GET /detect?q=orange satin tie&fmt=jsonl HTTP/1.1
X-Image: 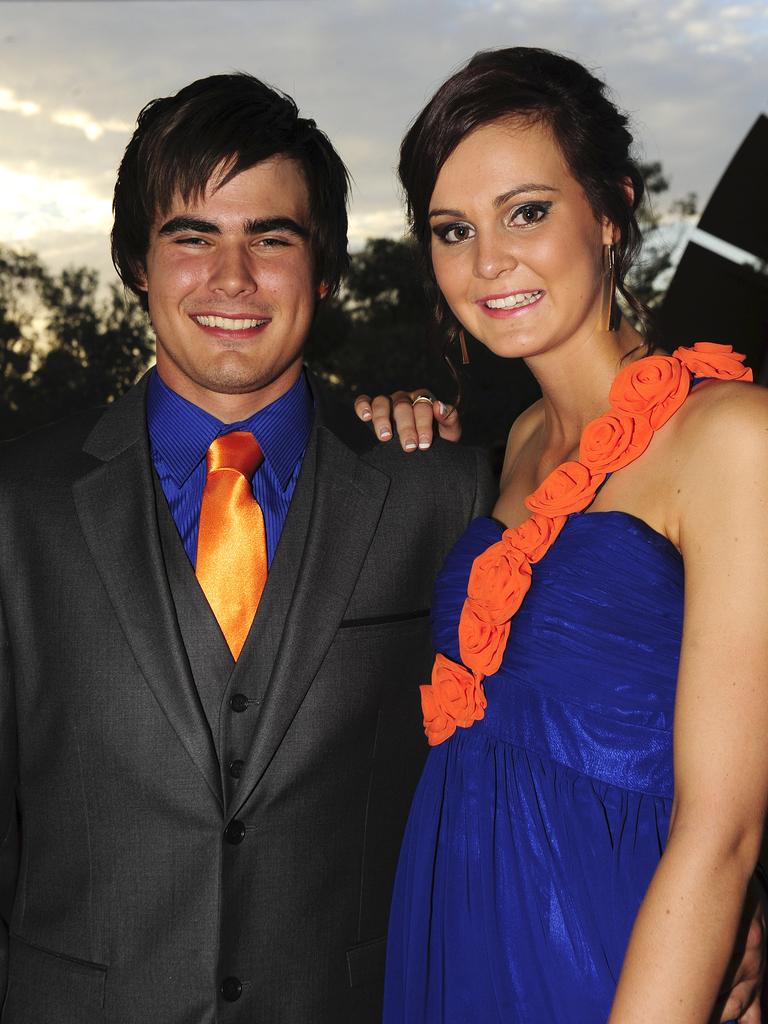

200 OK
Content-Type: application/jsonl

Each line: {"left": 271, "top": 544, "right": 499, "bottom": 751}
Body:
{"left": 196, "top": 431, "right": 267, "bottom": 659}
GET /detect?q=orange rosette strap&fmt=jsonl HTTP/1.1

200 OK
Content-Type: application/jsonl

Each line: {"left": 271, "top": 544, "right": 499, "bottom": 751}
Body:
{"left": 421, "top": 342, "right": 752, "bottom": 746}
{"left": 504, "top": 512, "right": 567, "bottom": 564}
{"left": 466, "top": 539, "right": 532, "bottom": 624}
{"left": 459, "top": 601, "right": 511, "bottom": 676}
{"left": 525, "top": 461, "right": 604, "bottom": 518}
{"left": 420, "top": 653, "right": 487, "bottom": 746}
{"left": 579, "top": 410, "right": 654, "bottom": 474}
{"left": 672, "top": 342, "right": 753, "bottom": 382}
{"left": 608, "top": 354, "right": 689, "bottom": 429}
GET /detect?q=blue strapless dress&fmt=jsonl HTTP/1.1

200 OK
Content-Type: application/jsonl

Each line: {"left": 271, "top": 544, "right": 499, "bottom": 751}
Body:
{"left": 384, "top": 511, "right": 692, "bottom": 1023}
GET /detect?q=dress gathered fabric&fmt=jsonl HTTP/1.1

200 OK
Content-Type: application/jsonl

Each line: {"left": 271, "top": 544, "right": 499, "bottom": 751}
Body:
{"left": 384, "top": 511, "right": 686, "bottom": 1023}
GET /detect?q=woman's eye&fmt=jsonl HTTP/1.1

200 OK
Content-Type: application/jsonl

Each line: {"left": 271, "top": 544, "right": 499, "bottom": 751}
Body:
{"left": 510, "top": 202, "right": 551, "bottom": 227}
{"left": 434, "top": 222, "right": 474, "bottom": 244}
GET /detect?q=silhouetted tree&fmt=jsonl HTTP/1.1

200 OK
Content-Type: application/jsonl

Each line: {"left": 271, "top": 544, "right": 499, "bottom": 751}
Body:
{"left": 0, "top": 159, "right": 694, "bottom": 448}
{"left": 0, "top": 246, "right": 153, "bottom": 439}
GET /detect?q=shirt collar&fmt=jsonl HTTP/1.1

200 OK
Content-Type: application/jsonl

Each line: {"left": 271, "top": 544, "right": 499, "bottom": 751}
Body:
{"left": 146, "top": 368, "right": 314, "bottom": 491}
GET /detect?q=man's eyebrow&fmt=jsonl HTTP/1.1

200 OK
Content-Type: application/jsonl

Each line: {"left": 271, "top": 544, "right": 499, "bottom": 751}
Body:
{"left": 158, "top": 216, "right": 220, "bottom": 236}
{"left": 157, "top": 215, "right": 310, "bottom": 239}
{"left": 429, "top": 184, "right": 559, "bottom": 219}
{"left": 243, "top": 217, "right": 309, "bottom": 239}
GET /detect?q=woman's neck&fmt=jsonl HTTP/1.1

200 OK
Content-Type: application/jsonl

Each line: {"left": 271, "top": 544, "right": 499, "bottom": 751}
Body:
{"left": 527, "top": 320, "right": 646, "bottom": 460}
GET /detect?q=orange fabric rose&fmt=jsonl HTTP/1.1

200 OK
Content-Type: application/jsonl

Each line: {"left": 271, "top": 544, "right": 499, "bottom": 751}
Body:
{"left": 672, "top": 342, "right": 753, "bottom": 382}
{"left": 525, "top": 461, "right": 603, "bottom": 518}
{"left": 503, "top": 512, "right": 567, "bottom": 563}
{"left": 609, "top": 354, "right": 690, "bottom": 429}
{"left": 458, "top": 600, "right": 510, "bottom": 676}
{"left": 466, "top": 540, "right": 532, "bottom": 625}
{"left": 420, "top": 653, "right": 487, "bottom": 745}
{"left": 420, "top": 683, "right": 456, "bottom": 746}
{"left": 578, "top": 411, "right": 654, "bottom": 474}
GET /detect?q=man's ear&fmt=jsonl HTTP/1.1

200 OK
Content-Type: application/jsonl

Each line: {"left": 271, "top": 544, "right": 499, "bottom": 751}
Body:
{"left": 135, "top": 265, "right": 148, "bottom": 293}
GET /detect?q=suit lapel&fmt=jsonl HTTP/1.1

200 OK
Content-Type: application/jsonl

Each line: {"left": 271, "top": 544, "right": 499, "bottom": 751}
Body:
{"left": 230, "top": 420, "right": 390, "bottom": 816}
{"left": 73, "top": 377, "right": 222, "bottom": 807}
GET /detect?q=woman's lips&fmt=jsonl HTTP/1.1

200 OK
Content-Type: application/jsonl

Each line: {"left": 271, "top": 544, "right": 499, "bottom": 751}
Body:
{"left": 476, "top": 289, "right": 544, "bottom": 318}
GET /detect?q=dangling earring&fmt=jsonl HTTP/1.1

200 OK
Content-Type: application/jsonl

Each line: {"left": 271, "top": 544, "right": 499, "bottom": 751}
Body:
{"left": 458, "top": 329, "right": 470, "bottom": 365}
{"left": 600, "top": 244, "right": 618, "bottom": 332}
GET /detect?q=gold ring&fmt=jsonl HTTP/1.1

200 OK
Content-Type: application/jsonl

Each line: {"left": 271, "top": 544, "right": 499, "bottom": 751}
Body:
{"left": 411, "top": 394, "right": 435, "bottom": 407}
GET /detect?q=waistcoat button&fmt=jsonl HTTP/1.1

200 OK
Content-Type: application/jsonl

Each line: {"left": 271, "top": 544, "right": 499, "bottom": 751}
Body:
{"left": 224, "top": 820, "right": 246, "bottom": 845}
{"left": 221, "top": 976, "right": 242, "bottom": 1001}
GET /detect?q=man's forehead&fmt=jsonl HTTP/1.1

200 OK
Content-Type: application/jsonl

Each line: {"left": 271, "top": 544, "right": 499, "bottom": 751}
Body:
{"left": 152, "top": 156, "right": 311, "bottom": 231}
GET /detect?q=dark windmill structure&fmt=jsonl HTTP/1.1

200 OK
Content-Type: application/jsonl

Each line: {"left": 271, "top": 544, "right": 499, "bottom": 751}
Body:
{"left": 657, "top": 115, "right": 768, "bottom": 380}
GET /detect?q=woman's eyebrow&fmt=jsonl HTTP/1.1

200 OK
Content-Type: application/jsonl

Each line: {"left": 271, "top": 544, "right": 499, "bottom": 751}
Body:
{"left": 493, "top": 183, "right": 559, "bottom": 208}
{"left": 429, "top": 183, "right": 559, "bottom": 220}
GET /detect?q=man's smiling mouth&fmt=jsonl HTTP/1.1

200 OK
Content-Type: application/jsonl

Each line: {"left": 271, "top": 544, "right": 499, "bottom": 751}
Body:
{"left": 192, "top": 314, "right": 270, "bottom": 331}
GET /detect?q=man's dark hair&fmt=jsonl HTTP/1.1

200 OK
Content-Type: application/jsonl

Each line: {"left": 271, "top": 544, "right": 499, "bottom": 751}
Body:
{"left": 112, "top": 72, "right": 350, "bottom": 309}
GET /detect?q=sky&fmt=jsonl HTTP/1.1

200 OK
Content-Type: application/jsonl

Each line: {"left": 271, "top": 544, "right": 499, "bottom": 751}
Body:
{"left": 0, "top": 0, "right": 766, "bottom": 285}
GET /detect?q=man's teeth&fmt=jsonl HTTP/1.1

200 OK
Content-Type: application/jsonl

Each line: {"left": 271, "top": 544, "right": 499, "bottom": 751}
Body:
{"left": 485, "top": 290, "right": 542, "bottom": 309}
{"left": 194, "top": 315, "right": 268, "bottom": 330}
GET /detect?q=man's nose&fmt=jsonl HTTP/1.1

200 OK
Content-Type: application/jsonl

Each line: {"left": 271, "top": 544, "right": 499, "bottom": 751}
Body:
{"left": 209, "top": 246, "right": 257, "bottom": 296}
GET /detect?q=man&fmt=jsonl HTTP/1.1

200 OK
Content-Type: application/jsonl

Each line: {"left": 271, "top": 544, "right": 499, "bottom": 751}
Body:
{"left": 0, "top": 73, "right": 494, "bottom": 1023}
{"left": 0, "top": 73, "right": 762, "bottom": 1024}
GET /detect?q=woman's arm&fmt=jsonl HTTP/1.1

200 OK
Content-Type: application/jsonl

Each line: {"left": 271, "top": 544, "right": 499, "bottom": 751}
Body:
{"left": 609, "top": 383, "right": 768, "bottom": 1023}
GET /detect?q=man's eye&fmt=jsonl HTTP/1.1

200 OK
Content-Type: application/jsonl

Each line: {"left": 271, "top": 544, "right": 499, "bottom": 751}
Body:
{"left": 510, "top": 202, "right": 552, "bottom": 227}
{"left": 257, "top": 237, "right": 290, "bottom": 248}
{"left": 174, "top": 236, "right": 208, "bottom": 246}
{"left": 433, "top": 222, "right": 474, "bottom": 245}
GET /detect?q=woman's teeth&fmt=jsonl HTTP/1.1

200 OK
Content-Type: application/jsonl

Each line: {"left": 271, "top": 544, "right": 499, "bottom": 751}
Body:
{"left": 193, "top": 315, "right": 268, "bottom": 330}
{"left": 485, "top": 290, "right": 542, "bottom": 309}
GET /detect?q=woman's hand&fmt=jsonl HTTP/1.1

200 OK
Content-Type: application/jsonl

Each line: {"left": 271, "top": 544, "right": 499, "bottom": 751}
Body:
{"left": 354, "top": 390, "right": 461, "bottom": 451}
{"left": 716, "top": 878, "right": 765, "bottom": 1022}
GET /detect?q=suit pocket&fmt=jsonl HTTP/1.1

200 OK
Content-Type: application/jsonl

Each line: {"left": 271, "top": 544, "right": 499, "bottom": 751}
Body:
{"left": 2, "top": 934, "right": 106, "bottom": 1024}
{"left": 345, "top": 935, "right": 386, "bottom": 989}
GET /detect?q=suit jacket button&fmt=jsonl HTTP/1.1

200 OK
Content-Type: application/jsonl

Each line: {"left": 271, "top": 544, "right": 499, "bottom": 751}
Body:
{"left": 229, "top": 693, "right": 249, "bottom": 713}
{"left": 220, "top": 976, "right": 242, "bottom": 1001}
{"left": 224, "top": 820, "right": 246, "bottom": 845}
{"left": 228, "top": 759, "right": 244, "bottom": 779}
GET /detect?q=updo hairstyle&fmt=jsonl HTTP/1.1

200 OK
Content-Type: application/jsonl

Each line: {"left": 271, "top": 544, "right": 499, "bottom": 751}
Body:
{"left": 398, "top": 47, "right": 652, "bottom": 361}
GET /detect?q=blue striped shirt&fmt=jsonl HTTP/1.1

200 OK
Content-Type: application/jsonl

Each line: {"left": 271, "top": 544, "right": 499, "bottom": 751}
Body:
{"left": 146, "top": 368, "right": 314, "bottom": 568}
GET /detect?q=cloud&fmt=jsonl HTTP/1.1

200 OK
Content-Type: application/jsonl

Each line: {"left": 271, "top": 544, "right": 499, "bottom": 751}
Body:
{"left": 0, "top": 0, "right": 764, "bottom": 285}
{"left": 348, "top": 209, "right": 406, "bottom": 251}
{"left": 0, "top": 164, "right": 111, "bottom": 243}
{"left": 0, "top": 87, "right": 39, "bottom": 117}
{"left": 50, "top": 109, "right": 132, "bottom": 142}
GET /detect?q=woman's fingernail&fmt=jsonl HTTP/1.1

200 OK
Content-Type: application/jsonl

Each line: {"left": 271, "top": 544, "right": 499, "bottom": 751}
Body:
{"left": 379, "top": 428, "right": 392, "bottom": 440}
{"left": 438, "top": 402, "right": 447, "bottom": 416}
{"left": 361, "top": 409, "right": 371, "bottom": 420}
{"left": 418, "top": 436, "right": 431, "bottom": 450}
{"left": 404, "top": 441, "right": 417, "bottom": 451}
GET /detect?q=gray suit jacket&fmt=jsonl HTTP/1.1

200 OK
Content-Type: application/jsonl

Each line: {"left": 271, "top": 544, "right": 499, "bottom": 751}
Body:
{"left": 0, "top": 372, "right": 495, "bottom": 1023}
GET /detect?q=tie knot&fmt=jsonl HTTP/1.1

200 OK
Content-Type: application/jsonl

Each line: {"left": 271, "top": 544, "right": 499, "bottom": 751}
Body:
{"left": 207, "top": 431, "right": 263, "bottom": 480}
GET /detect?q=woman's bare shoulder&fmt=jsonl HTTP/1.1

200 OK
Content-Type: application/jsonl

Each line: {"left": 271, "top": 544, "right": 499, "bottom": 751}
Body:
{"left": 675, "top": 379, "right": 768, "bottom": 452}
{"left": 670, "top": 380, "right": 768, "bottom": 512}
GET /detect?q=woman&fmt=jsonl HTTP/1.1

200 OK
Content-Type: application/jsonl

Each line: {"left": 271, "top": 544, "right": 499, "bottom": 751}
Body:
{"left": 360, "top": 48, "right": 768, "bottom": 1022}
